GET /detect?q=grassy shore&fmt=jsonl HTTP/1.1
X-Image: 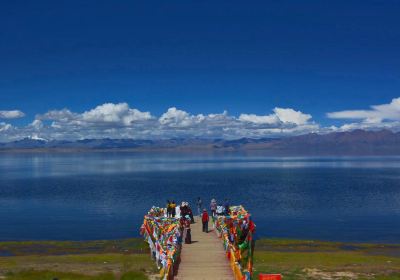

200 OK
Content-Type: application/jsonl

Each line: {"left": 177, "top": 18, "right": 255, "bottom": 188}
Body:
{"left": 254, "top": 239, "right": 400, "bottom": 279}
{"left": 0, "top": 238, "right": 399, "bottom": 279}
{"left": 0, "top": 239, "right": 157, "bottom": 280}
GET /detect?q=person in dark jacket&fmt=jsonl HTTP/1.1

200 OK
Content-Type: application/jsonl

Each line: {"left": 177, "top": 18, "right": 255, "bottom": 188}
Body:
{"left": 171, "top": 201, "right": 176, "bottom": 217}
{"left": 183, "top": 215, "right": 191, "bottom": 244}
{"left": 201, "top": 209, "right": 209, "bottom": 233}
{"left": 224, "top": 199, "right": 230, "bottom": 215}
{"left": 187, "top": 203, "right": 195, "bottom": 223}
{"left": 166, "top": 200, "right": 171, "bottom": 217}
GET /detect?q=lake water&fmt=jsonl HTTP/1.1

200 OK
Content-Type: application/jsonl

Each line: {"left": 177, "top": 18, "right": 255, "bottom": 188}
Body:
{"left": 0, "top": 153, "right": 399, "bottom": 243}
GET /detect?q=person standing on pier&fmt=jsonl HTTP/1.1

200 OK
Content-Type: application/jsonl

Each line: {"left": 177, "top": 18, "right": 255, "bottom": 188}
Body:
{"left": 171, "top": 201, "right": 176, "bottom": 217}
{"left": 224, "top": 199, "right": 230, "bottom": 215}
{"left": 202, "top": 209, "right": 209, "bottom": 233}
{"left": 184, "top": 215, "right": 192, "bottom": 244}
{"left": 166, "top": 200, "right": 171, "bottom": 217}
{"left": 196, "top": 197, "right": 202, "bottom": 217}
{"left": 210, "top": 198, "right": 217, "bottom": 217}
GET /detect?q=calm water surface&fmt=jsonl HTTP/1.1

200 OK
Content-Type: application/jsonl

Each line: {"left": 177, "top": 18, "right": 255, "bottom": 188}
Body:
{"left": 0, "top": 153, "right": 399, "bottom": 243}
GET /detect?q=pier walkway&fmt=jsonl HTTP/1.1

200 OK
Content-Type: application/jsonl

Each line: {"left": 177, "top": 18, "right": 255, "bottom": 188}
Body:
{"left": 174, "top": 217, "right": 233, "bottom": 280}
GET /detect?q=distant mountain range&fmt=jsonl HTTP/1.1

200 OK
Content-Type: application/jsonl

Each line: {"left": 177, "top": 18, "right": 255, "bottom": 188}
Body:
{"left": 1, "top": 129, "right": 400, "bottom": 155}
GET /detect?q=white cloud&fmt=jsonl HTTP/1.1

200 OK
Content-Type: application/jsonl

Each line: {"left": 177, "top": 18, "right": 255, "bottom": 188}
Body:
{"left": 159, "top": 107, "right": 205, "bottom": 127}
{"left": 327, "top": 97, "right": 400, "bottom": 132}
{"left": 0, "top": 122, "right": 12, "bottom": 132}
{"left": 239, "top": 107, "right": 312, "bottom": 126}
{"left": 159, "top": 107, "right": 188, "bottom": 125}
{"left": 0, "top": 102, "right": 319, "bottom": 142}
{"left": 327, "top": 97, "right": 400, "bottom": 122}
{"left": 82, "top": 103, "right": 153, "bottom": 126}
{"left": 30, "top": 119, "right": 44, "bottom": 130}
{"left": 38, "top": 109, "right": 77, "bottom": 122}
{"left": 239, "top": 113, "right": 278, "bottom": 125}
{"left": 336, "top": 121, "right": 400, "bottom": 132}
{"left": 0, "top": 110, "right": 25, "bottom": 119}
{"left": 273, "top": 108, "right": 312, "bottom": 125}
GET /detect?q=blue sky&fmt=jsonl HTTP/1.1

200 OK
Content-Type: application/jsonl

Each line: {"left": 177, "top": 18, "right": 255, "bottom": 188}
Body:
{"left": 1, "top": 1, "right": 400, "bottom": 140}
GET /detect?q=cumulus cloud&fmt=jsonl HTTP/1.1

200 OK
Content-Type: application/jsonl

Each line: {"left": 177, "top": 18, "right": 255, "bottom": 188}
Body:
{"left": 274, "top": 108, "right": 312, "bottom": 125}
{"left": 0, "top": 102, "right": 318, "bottom": 142}
{"left": 0, "top": 122, "right": 20, "bottom": 142}
{"left": 157, "top": 108, "right": 237, "bottom": 138}
{"left": 327, "top": 97, "right": 400, "bottom": 122}
{"left": 30, "top": 119, "right": 44, "bottom": 130}
{"left": 159, "top": 107, "right": 205, "bottom": 128}
{"left": 239, "top": 107, "right": 313, "bottom": 127}
{"left": 82, "top": 103, "right": 153, "bottom": 126}
{"left": 0, "top": 122, "right": 12, "bottom": 132}
{"left": 0, "top": 110, "right": 25, "bottom": 119}
{"left": 37, "top": 109, "right": 77, "bottom": 122}
{"left": 239, "top": 113, "right": 278, "bottom": 125}
{"left": 327, "top": 97, "right": 400, "bottom": 131}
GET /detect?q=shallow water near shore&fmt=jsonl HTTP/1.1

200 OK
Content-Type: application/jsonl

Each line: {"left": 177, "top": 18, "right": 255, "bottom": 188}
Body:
{"left": 0, "top": 153, "right": 399, "bottom": 243}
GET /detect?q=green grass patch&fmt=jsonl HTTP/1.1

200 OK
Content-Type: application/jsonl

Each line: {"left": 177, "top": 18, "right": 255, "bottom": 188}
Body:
{"left": 254, "top": 239, "right": 400, "bottom": 279}
{"left": 0, "top": 239, "right": 149, "bottom": 256}
{"left": 0, "top": 253, "right": 156, "bottom": 280}
{"left": 0, "top": 253, "right": 156, "bottom": 270}
{"left": 120, "top": 271, "right": 149, "bottom": 280}
{"left": 4, "top": 270, "right": 150, "bottom": 280}
{"left": 4, "top": 270, "right": 115, "bottom": 280}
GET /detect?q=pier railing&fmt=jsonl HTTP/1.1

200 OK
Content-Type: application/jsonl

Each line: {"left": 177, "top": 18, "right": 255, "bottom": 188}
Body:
{"left": 140, "top": 206, "right": 182, "bottom": 280}
{"left": 213, "top": 205, "right": 256, "bottom": 280}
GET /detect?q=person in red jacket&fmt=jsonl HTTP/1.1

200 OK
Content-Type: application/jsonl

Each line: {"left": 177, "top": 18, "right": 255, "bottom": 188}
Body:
{"left": 201, "top": 209, "right": 209, "bottom": 233}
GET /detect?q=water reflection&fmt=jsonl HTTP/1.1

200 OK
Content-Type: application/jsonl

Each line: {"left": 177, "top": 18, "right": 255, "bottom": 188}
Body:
{"left": 1, "top": 153, "right": 400, "bottom": 179}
